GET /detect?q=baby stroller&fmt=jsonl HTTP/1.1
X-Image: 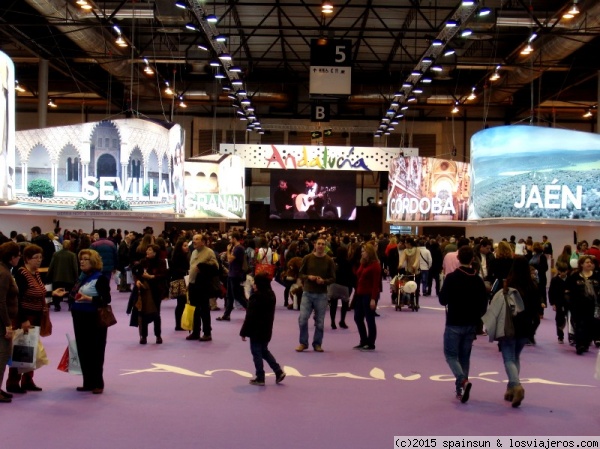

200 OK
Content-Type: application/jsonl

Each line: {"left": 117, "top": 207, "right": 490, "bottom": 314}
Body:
{"left": 390, "top": 273, "right": 419, "bottom": 312}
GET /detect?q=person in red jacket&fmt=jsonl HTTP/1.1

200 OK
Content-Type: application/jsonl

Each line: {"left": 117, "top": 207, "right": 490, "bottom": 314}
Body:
{"left": 352, "top": 243, "right": 381, "bottom": 351}
{"left": 585, "top": 239, "right": 600, "bottom": 263}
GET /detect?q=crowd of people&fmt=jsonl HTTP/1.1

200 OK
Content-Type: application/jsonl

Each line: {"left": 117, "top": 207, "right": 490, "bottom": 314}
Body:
{"left": 1, "top": 225, "right": 599, "bottom": 403}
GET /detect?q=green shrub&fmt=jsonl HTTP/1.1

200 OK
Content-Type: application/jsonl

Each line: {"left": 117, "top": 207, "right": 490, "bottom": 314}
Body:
{"left": 28, "top": 179, "right": 55, "bottom": 198}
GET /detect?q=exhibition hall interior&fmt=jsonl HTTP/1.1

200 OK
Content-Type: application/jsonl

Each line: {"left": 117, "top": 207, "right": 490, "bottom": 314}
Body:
{"left": 0, "top": 1, "right": 599, "bottom": 447}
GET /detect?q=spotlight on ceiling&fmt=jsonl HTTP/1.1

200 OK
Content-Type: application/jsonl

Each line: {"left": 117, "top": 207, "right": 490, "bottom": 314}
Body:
{"left": 322, "top": 1, "right": 333, "bottom": 14}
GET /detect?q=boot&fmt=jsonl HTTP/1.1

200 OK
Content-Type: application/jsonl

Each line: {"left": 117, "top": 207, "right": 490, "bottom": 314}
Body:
{"left": 503, "top": 387, "right": 514, "bottom": 402}
{"left": 511, "top": 385, "right": 525, "bottom": 408}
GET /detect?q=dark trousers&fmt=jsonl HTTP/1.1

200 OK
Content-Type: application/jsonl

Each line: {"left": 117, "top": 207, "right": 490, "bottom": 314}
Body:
{"left": 189, "top": 283, "right": 211, "bottom": 337}
{"left": 330, "top": 298, "right": 349, "bottom": 325}
{"left": 72, "top": 310, "right": 107, "bottom": 390}
{"left": 427, "top": 269, "right": 442, "bottom": 296}
{"left": 353, "top": 294, "right": 377, "bottom": 347}
{"left": 554, "top": 304, "right": 567, "bottom": 340}
{"left": 175, "top": 294, "right": 187, "bottom": 330}
{"left": 224, "top": 276, "right": 248, "bottom": 318}
{"left": 249, "top": 339, "right": 282, "bottom": 381}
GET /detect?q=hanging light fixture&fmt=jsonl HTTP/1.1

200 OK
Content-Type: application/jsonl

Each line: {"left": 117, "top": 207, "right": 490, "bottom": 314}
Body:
{"left": 48, "top": 99, "right": 57, "bottom": 108}
{"left": 460, "top": 28, "right": 473, "bottom": 38}
{"left": 322, "top": 1, "right": 333, "bottom": 14}
{"left": 15, "top": 80, "right": 25, "bottom": 92}
{"left": 520, "top": 43, "right": 533, "bottom": 55}
{"left": 467, "top": 87, "right": 477, "bottom": 101}
{"left": 444, "top": 48, "right": 456, "bottom": 57}
{"left": 164, "top": 82, "right": 173, "bottom": 95}
{"left": 562, "top": 1, "right": 580, "bottom": 19}
{"left": 583, "top": 109, "right": 593, "bottom": 118}
{"left": 451, "top": 103, "right": 460, "bottom": 114}
{"left": 143, "top": 58, "right": 154, "bottom": 75}
{"left": 175, "top": 1, "right": 187, "bottom": 9}
{"left": 205, "top": 13, "right": 218, "bottom": 23}
{"left": 478, "top": 6, "right": 491, "bottom": 16}
{"left": 178, "top": 96, "right": 187, "bottom": 108}
{"left": 115, "top": 35, "right": 127, "bottom": 47}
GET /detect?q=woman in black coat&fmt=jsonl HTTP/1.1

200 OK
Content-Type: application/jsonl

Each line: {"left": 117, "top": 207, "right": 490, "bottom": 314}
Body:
{"left": 239, "top": 273, "right": 286, "bottom": 386}
{"left": 134, "top": 244, "right": 168, "bottom": 344}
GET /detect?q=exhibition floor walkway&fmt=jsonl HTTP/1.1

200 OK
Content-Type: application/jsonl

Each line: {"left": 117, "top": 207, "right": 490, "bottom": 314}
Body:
{"left": 4, "top": 283, "right": 598, "bottom": 449}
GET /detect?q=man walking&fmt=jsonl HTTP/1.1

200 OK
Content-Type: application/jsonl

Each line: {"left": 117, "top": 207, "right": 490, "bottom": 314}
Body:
{"left": 439, "top": 246, "right": 488, "bottom": 403}
{"left": 296, "top": 237, "right": 335, "bottom": 352}
{"left": 217, "top": 232, "right": 248, "bottom": 322}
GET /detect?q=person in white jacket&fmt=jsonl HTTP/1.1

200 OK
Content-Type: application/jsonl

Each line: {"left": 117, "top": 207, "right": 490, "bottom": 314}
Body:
{"left": 417, "top": 239, "right": 432, "bottom": 297}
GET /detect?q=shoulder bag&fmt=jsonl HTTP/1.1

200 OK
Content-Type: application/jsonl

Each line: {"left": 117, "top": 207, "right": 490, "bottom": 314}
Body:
{"left": 98, "top": 305, "right": 117, "bottom": 327}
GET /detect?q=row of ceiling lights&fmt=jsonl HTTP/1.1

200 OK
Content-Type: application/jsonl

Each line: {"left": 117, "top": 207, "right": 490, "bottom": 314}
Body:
{"left": 377, "top": 0, "right": 591, "bottom": 132}
{"left": 178, "top": 0, "right": 263, "bottom": 132}
{"left": 375, "top": 0, "right": 481, "bottom": 136}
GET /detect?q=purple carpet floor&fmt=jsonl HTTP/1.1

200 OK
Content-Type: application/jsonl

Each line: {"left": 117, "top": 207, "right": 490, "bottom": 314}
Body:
{"left": 3, "top": 282, "right": 599, "bottom": 449}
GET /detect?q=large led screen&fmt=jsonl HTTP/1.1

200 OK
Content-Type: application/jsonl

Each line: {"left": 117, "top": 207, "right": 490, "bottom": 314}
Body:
{"left": 386, "top": 156, "right": 470, "bottom": 222}
{"left": 269, "top": 169, "right": 356, "bottom": 220}
{"left": 469, "top": 125, "right": 600, "bottom": 221}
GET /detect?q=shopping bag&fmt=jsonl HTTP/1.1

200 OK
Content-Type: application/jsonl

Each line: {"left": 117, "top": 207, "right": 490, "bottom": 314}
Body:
{"left": 57, "top": 347, "right": 69, "bottom": 372}
{"left": 181, "top": 303, "right": 195, "bottom": 331}
{"left": 18, "top": 340, "right": 49, "bottom": 374}
{"left": 60, "top": 334, "right": 82, "bottom": 375}
{"left": 11, "top": 327, "right": 40, "bottom": 369}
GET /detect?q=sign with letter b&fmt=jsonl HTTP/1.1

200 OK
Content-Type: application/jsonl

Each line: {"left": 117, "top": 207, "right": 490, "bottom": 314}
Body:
{"left": 311, "top": 103, "right": 330, "bottom": 122}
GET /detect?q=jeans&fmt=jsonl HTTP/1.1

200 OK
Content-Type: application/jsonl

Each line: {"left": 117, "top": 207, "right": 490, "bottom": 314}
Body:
{"left": 499, "top": 337, "right": 528, "bottom": 388}
{"left": 443, "top": 325, "right": 476, "bottom": 392}
{"left": 224, "top": 275, "right": 248, "bottom": 318}
{"left": 419, "top": 270, "right": 429, "bottom": 295}
{"left": 298, "top": 291, "right": 328, "bottom": 348}
{"left": 353, "top": 294, "right": 377, "bottom": 347}
{"left": 250, "top": 339, "right": 282, "bottom": 381}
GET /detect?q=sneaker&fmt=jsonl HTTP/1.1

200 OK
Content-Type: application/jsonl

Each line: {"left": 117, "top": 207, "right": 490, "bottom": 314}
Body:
{"left": 558, "top": 338, "right": 564, "bottom": 344}
{"left": 360, "top": 345, "right": 375, "bottom": 351}
{"left": 339, "top": 321, "right": 348, "bottom": 329}
{"left": 331, "top": 322, "right": 337, "bottom": 330}
{"left": 313, "top": 345, "right": 324, "bottom": 352}
{"left": 249, "top": 378, "right": 265, "bottom": 386}
{"left": 199, "top": 335, "right": 212, "bottom": 342}
{"left": 275, "top": 371, "right": 287, "bottom": 384}
{"left": 460, "top": 380, "right": 472, "bottom": 403}
{"left": 295, "top": 344, "right": 308, "bottom": 352}
{"left": 216, "top": 316, "right": 230, "bottom": 321}
{"left": 353, "top": 344, "right": 365, "bottom": 350}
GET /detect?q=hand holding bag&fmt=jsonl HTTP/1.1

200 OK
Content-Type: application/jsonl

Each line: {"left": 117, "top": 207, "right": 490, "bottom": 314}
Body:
{"left": 98, "top": 305, "right": 117, "bottom": 327}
